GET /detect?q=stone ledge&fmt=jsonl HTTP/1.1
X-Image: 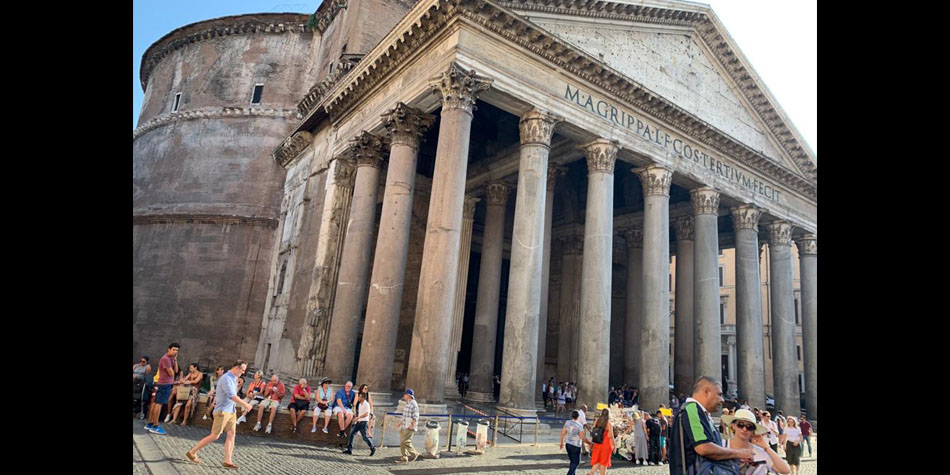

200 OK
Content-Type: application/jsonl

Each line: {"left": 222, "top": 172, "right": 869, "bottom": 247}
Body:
{"left": 133, "top": 107, "right": 300, "bottom": 141}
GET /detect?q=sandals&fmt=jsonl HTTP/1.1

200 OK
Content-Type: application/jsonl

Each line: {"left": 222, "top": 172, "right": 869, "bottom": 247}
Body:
{"left": 184, "top": 451, "right": 201, "bottom": 464}
{"left": 222, "top": 462, "right": 239, "bottom": 470}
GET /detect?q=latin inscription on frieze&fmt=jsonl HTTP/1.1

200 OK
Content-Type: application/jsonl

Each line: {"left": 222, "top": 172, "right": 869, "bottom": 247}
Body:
{"left": 563, "top": 84, "right": 781, "bottom": 203}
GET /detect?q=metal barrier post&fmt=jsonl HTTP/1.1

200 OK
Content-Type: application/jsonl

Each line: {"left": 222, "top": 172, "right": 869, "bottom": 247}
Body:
{"left": 445, "top": 414, "right": 452, "bottom": 451}
{"left": 381, "top": 413, "right": 388, "bottom": 448}
{"left": 493, "top": 415, "right": 499, "bottom": 447}
{"left": 534, "top": 415, "right": 539, "bottom": 447}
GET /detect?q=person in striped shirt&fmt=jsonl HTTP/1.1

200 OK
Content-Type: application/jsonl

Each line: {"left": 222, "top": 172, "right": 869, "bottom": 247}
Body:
{"left": 396, "top": 389, "right": 420, "bottom": 463}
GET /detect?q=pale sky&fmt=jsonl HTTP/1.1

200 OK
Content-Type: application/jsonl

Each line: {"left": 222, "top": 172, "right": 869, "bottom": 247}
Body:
{"left": 132, "top": 0, "right": 816, "bottom": 155}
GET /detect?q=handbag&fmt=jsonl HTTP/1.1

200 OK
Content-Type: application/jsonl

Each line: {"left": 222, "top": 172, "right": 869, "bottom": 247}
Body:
{"left": 176, "top": 384, "right": 193, "bottom": 400}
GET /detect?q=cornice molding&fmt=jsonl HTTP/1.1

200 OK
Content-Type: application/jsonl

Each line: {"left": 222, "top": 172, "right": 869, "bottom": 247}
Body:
{"left": 274, "top": 131, "right": 313, "bottom": 168}
{"left": 133, "top": 213, "right": 279, "bottom": 228}
{"left": 295, "top": 0, "right": 814, "bottom": 200}
{"left": 133, "top": 107, "right": 300, "bottom": 141}
{"left": 140, "top": 15, "right": 310, "bottom": 91}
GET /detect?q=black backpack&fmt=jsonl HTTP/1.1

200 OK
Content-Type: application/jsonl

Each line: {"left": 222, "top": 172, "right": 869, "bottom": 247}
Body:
{"left": 591, "top": 425, "right": 605, "bottom": 444}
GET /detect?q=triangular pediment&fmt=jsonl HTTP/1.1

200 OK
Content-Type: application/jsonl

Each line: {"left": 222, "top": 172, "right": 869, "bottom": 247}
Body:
{"left": 499, "top": 0, "right": 816, "bottom": 182}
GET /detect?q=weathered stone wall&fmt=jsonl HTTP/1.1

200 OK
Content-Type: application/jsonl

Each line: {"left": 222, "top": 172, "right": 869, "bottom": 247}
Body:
{"left": 134, "top": 15, "right": 313, "bottom": 366}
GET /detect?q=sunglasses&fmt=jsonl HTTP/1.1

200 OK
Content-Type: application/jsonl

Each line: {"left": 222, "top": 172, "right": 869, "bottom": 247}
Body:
{"left": 735, "top": 422, "right": 756, "bottom": 431}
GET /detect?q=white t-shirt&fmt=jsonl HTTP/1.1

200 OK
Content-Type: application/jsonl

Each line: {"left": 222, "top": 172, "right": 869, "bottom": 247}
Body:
{"left": 356, "top": 400, "right": 371, "bottom": 423}
{"left": 577, "top": 409, "right": 587, "bottom": 426}
{"left": 783, "top": 427, "right": 801, "bottom": 443}
{"left": 764, "top": 420, "right": 779, "bottom": 445}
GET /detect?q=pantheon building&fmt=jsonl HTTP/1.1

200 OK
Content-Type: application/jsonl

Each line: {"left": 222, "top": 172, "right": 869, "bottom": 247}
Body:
{"left": 133, "top": 0, "right": 817, "bottom": 421}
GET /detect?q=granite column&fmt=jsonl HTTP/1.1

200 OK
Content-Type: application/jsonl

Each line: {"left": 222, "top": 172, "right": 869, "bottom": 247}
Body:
{"left": 535, "top": 166, "right": 565, "bottom": 406}
{"left": 557, "top": 237, "right": 582, "bottom": 383}
{"left": 324, "top": 132, "right": 387, "bottom": 383}
{"left": 468, "top": 183, "right": 511, "bottom": 403}
{"left": 634, "top": 164, "right": 673, "bottom": 412}
{"left": 673, "top": 216, "right": 695, "bottom": 396}
{"left": 445, "top": 196, "right": 479, "bottom": 398}
{"left": 622, "top": 226, "right": 643, "bottom": 387}
{"left": 405, "top": 64, "right": 491, "bottom": 404}
{"left": 574, "top": 138, "right": 618, "bottom": 408}
{"left": 356, "top": 104, "right": 435, "bottom": 405}
{"left": 731, "top": 205, "right": 765, "bottom": 408}
{"left": 767, "top": 221, "right": 799, "bottom": 416}
{"left": 498, "top": 110, "right": 561, "bottom": 415}
{"left": 796, "top": 234, "right": 817, "bottom": 421}
{"left": 692, "top": 187, "right": 722, "bottom": 387}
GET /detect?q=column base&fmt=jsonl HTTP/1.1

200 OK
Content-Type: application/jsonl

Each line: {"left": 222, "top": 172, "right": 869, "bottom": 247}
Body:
{"left": 443, "top": 385, "right": 461, "bottom": 400}
{"left": 495, "top": 405, "right": 538, "bottom": 418}
{"left": 466, "top": 391, "right": 495, "bottom": 403}
{"left": 369, "top": 391, "right": 396, "bottom": 407}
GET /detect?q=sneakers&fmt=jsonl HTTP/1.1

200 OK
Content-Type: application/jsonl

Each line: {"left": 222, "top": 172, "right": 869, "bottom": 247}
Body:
{"left": 370, "top": 447, "right": 376, "bottom": 457}
{"left": 311, "top": 426, "right": 317, "bottom": 433}
{"left": 165, "top": 414, "right": 172, "bottom": 423}
{"left": 237, "top": 415, "right": 247, "bottom": 424}
{"left": 265, "top": 424, "right": 273, "bottom": 434}
{"left": 145, "top": 423, "right": 154, "bottom": 431}
{"left": 341, "top": 449, "right": 353, "bottom": 455}
{"left": 337, "top": 431, "right": 345, "bottom": 438}
{"left": 202, "top": 414, "right": 208, "bottom": 420}
{"left": 150, "top": 426, "right": 167, "bottom": 435}
{"left": 253, "top": 422, "right": 262, "bottom": 431}
{"left": 322, "top": 427, "right": 329, "bottom": 434}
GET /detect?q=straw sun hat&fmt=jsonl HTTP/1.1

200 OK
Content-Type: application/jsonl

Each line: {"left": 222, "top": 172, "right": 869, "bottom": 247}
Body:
{"left": 721, "top": 409, "right": 767, "bottom": 435}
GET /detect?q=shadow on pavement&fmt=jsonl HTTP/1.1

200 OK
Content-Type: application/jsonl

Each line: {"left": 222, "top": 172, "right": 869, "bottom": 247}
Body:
{"left": 388, "top": 462, "right": 566, "bottom": 474}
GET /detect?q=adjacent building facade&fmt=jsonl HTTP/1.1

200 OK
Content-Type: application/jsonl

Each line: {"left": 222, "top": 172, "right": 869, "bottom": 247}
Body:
{"left": 133, "top": 0, "right": 817, "bottom": 421}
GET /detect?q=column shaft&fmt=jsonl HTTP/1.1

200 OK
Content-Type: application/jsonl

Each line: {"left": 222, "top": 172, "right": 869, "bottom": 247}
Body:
{"left": 406, "top": 64, "right": 491, "bottom": 404}
{"left": 357, "top": 104, "right": 435, "bottom": 398}
{"left": 324, "top": 133, "right": 386, "bottom": 382}
{"left": 468, "top": 184, "right": 509, "bottom": 403}
{"left": 557, "top": 240, "right": 581, "bottom": 383}
{"left": 635, "top": 164, "right": 673, "bottom": 412}
{"left": 499, "top": 110, "right": 560, "bottom": 414}
{"left": 575, "top": 138, "right": 617, "bottom": 408}
{"left": 535, "top": 168, "right": 561, "bottom": 404}
{"left": 623, "top": 228, "right": 643, "bottom": 387}
{"left": 444, "top": 197, "right": 478, "bottom": 397}
{"left": 673, "top": 217, "right": 694, "bottom": 396}
{"left": 768, "top": 222, "right": 800, "bottom": 416}
{"left": 732, "top": 206, "right": 765, "bottom": 408}
{"left": 797, "top": 235, "right": 817, "bottom": 421}
{"left": 692, "top": 187, "right": 721, "bottom": 385}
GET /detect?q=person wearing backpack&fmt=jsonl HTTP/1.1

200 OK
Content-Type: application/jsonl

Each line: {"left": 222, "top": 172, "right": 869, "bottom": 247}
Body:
{"left": 560, "top": 410, "right": 591, "bottom": 475}
{"left": 588, "top": 408, "right": 614, "bottom": 475}
{"left": 668, "top": 376, "right": 755, "bottom": 475}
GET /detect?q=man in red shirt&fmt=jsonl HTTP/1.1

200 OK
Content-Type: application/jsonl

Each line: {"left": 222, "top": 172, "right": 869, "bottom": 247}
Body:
{"left": 288, "top": 378, "right": 312, "bottom": 432}
{"left": 146, "top": 343, "right": 179, "bottom": 435}
{"left": 799, "top": 415, "right": 813, "bottom": 457}
{"left": 253, "top": 374, "right": 286, "bottom": 434}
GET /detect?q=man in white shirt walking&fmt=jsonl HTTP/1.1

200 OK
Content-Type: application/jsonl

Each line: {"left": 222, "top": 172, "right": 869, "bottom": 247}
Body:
{"left": 342, "top": 392, "right": 376, "bottom": 456}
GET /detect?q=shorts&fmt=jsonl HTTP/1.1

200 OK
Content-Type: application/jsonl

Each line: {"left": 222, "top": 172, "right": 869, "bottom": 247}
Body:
{"left": 333, "top": 406, "right": 353, "bottom": 416}
{"left": 659, "top": 436, "right": 666, "bottom": 448}
{"left": 259, "top": 399, "right": 281, "bottom": 410}
{"left": 312, "top": 404, "right": 330, "bottom": 417}
{"left": 210, "top": 411, "right": 237, "bottom": 436}
{"left": 154, "top": 384, "right": 173, "bottom": 405}
{"left": 289, "top": 400, "right": 310, "bottom": 412}
{"left": 248, "top": 396, "right": 265, "bottom": 406}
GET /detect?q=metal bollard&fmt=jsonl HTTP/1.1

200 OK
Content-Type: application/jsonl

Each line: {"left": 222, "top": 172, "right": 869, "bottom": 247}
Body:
{"left": 381, "top": 413, "right": 388, "bottom": 448}
{"left": 534, "top": 415, "right": 540, "bottom": 447}
{"left": 493, "top": 415, "right": 499, "bottom": 448}
{"left": 445, "top": 414, "right": 452, "bottom": 450}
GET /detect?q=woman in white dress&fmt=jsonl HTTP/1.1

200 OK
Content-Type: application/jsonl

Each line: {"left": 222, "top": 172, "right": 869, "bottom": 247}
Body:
{"left": 633, "top": 411, "right": 649, "bottom": 465}
{"left": 723, "top": 409, "right": 789, "bottom": 475}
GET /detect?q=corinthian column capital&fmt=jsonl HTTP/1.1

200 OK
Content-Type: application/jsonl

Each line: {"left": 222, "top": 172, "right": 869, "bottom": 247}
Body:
{"left": 690, "top": 187, "right": 720, "bottom": 215}
{"left": 767, "top": 221, "right": 793, "bottom": 247}
{"left": 430, "top": 63, "right": 493, "bottom": 114}
{"left": 547, "top": 166, "right": 567, "bottom": 192}
{"left": 633, "top": 164, "right": 673, "bottom": 196}
{"left": 673, "top": 216, "right": 694, "bottom": 241}
{"left": 579, "top": 138, "right": 620, "bottom": 175}
{"left": 730, "top": 205, "right": 763, "bottom": 231}
{"left": 620, "top": 226, "right": 643, "bottom": 248}
{"left": 332, "top": 157, "right": 356, "bottom": 189}
{"left": 463, "top": 195, "right": 480, "bottom": 220}
{"left": 795, "top": 234, "right": 817, "bottom": 256}
{"left": 519, "top": 109, "right": 561, "bottom": 147}
{"left": 382, "top": 102, "right": 436, "bottom": 151}
{"left": 350, "top": 131, "right": 388, "bottom": 169}
{"left": 485, "top": 182, "right": 511, "bottom": 207}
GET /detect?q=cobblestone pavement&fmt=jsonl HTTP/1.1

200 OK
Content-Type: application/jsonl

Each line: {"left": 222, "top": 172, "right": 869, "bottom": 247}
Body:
{"left": 134, "top": 420, "right": 817, "bottom": 474}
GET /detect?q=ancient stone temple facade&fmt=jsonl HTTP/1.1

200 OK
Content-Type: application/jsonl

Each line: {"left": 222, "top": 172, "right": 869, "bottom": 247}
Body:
{"left": 134, "top": 0, "right": 817, "bottom": 421}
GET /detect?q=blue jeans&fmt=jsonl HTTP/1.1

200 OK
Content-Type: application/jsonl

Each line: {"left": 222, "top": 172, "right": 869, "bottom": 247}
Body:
{"left": 566, "top": 443, "right": 580, "bottom": 475}
{"left": 347, "top": 421, "right": 374, "bottom": 451}
{"left": 803, "top": 435, "right": 812, "bottom": 456}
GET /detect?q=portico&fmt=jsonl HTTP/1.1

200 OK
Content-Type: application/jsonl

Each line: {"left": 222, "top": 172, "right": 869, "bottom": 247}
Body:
{"left": 264, "top": 0, "right": 816, "bottom": 421}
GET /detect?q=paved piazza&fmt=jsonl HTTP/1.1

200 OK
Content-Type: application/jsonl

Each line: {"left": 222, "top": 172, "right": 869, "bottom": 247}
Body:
{"left": 133, "top": 420, "right": 817, "bottom": 474}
